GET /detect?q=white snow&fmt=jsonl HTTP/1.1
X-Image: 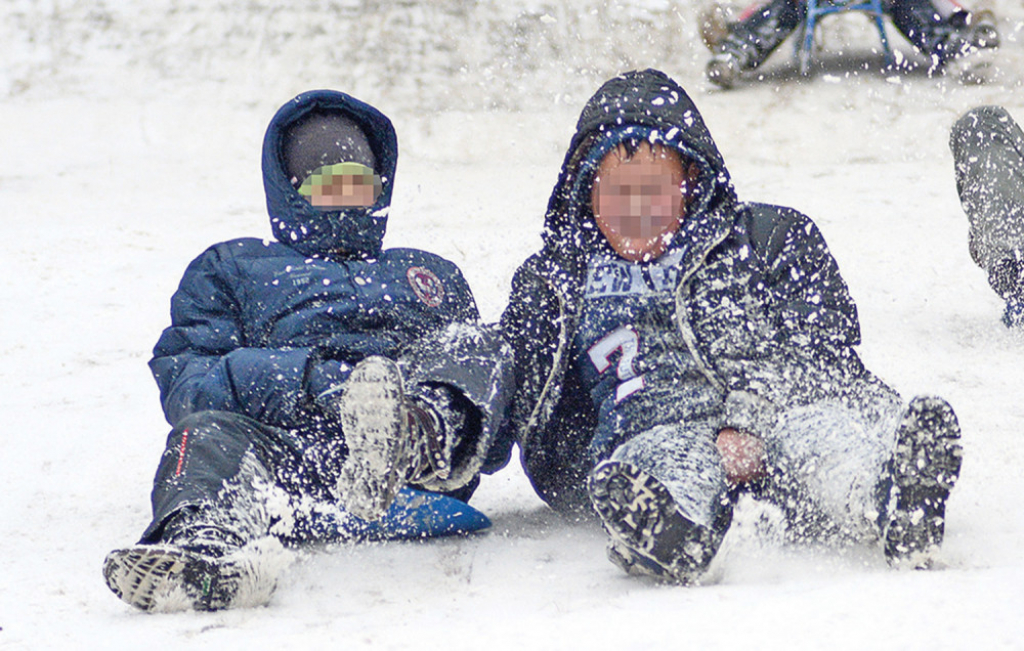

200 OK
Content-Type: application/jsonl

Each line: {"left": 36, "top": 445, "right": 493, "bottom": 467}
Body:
{"left": 3, "top": 1, "right": 1024, "bottom": 649}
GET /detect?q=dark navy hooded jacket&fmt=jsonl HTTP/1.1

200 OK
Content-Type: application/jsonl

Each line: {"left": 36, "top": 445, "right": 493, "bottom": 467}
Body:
{"left": 150, "top": 90, "right": 479, "bottom": 437}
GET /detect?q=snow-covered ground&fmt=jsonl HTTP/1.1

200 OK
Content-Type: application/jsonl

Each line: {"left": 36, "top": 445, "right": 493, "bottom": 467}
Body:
{"left": 3, "top": 1, "right": 1024, "bottom": 648}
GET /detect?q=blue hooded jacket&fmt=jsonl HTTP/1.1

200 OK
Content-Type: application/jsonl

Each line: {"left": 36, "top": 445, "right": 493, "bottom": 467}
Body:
{"left": 150, "top": 90, "right": 479, "bottom": 434}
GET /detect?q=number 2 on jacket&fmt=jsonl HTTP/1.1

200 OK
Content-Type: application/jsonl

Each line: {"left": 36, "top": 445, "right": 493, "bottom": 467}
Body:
{"left": 588, "top": 325, "right": 645, "bottom": 403}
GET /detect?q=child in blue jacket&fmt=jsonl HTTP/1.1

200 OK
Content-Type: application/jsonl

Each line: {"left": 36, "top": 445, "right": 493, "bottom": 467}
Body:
{"left": 499, "top": 69, "right": 962, "bottom": 584}
{"left": 102, "top": 90, "right": 513, "bottom": 612}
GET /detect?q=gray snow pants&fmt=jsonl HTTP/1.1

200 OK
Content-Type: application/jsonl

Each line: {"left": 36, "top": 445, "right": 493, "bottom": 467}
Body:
{"left": 950, "top": 105, "right": 1024, "bottom": 303}
{"left": 611, "top": 397, "right": 902, "bottom": 541}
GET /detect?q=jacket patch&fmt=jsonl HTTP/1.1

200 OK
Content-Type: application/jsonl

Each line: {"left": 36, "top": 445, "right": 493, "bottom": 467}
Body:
{"left": 407, "top": 266, "right": 445, "bottom": 307}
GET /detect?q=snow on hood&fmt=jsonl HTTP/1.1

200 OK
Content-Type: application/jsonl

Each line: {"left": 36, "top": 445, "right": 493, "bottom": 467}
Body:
{"left": 261, "top": 89, "right": 398, "bottom": 258}
{"left": 542, "top": 69, "right": 738, "bottom": 264}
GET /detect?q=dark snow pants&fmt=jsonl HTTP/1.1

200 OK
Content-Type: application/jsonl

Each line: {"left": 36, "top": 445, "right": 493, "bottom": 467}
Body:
{"left": 141, "top": 410, "right": 312, "bottom": 545}
{"left": 724, "top": 0, "right": 965, "bottom": 68}
{"left": 139, "top": 324, "right": 513, "bottom": 547}
{"left": 949, "top": 105, "right": 1024, "bottom": 303}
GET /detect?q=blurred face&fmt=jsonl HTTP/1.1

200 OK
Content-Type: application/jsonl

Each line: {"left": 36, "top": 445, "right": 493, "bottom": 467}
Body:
{"left": 591, "top": 142, "right": 699, "bottom": 262}
{"left": 298, "top": 162, "right": 382, "bottom": 208}
{"left": 309, "top": 173, "right": 378, "bottom": 207}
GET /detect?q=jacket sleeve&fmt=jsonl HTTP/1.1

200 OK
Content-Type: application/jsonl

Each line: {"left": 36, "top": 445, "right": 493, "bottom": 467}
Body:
{"left": 498, "top": 257, "right": 596, "bottom": 513}
{"left": 717, "top": 205, "right": 889, "bottom": 435}
{"left": 749, "top": 204, "right": 860, "bottom": 350}
{"left": 498, "top": 258, "right": 558, "bottom": 451}
{"left": 148, "top": 246, "right": 341, "bottom": 429}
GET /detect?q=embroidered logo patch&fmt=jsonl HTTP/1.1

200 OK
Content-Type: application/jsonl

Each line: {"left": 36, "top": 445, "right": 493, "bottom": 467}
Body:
{"left": 407, "top": 266, "right": 445, "bottom": 307}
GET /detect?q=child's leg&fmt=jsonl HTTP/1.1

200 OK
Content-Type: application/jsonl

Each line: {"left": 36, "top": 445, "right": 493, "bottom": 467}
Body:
{"left": 329, "top": 325, "right": 512, "bottom": 520}
{"left": 398, "top": 322, "right": 514, "bottom": 492}
{"left": 588, "top": 423, "right": 732, "bottom": 583}
{"left": 889, "top": 0, "right": 956, "bottom": 59}
{"left": 609, "top": 424, "right": 730, "bottom": 529}
{"left": 141, "top": 410, "right": 296, "bottom": 547}
{"left": 764, "top": 399, "right": 902, "bottom": 542}
{"left": 890, "top": 0, "right": 999, "bottom": 65}
{"left": 950, "top": 106, "right": 1024, "bottom": 322}
{"left": 140, "top": 409, "right": 368, "bottom": 546}
{"left": 105, "top": 410, "right": 300, "bottom": 612}
{"left": 705, "top": 0, "right": 803, "bottom": 87}
{"left": 719, "top": 0, "right": 804, "bottom": 69}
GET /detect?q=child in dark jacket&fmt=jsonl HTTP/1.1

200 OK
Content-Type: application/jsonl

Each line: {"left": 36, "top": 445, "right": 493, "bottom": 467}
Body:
{"left": 102, "top": 90, "right": 513, "bottom": 612}
{"left": 950, "top": 105, "right": 1024, "bottom": 327}
{"left": 499, "top": 69, "right": 962, "bottom": 584}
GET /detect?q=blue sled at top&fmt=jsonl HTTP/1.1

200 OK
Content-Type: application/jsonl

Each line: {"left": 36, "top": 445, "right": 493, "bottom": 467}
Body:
{"left": 309, "top": 487, "right": 491, "bottom": 543}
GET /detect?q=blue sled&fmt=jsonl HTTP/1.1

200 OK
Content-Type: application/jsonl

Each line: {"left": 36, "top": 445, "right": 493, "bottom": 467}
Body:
{"left": 309, "top": 487, "right": 491, "bottom": 543}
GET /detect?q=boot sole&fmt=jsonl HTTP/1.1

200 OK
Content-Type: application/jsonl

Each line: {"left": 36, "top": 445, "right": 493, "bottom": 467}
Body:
{"left": 589, "top": 461, "right": 719, "bottom": 584}
{"left": 337, "top": 356, "right": 408, "bottom": 521}
{"left": 885, "top": 396, "right": 963, "bottom": 567}
{"left": 102, "top": 544, "right": 275, "bottom": 612}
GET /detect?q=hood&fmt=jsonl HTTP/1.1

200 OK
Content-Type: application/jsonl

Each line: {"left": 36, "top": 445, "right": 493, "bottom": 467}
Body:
{"left": 262, "top": 89, "right": 398, "bottom": 258}
{"left": 542, "top": 69, "right": 738, "bottom": 267}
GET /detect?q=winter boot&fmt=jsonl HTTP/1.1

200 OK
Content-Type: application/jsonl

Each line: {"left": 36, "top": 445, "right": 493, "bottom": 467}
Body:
{"left": 941, "top": 10, "right": 1000, "bottom": 83}
{"left": 102, "top": 525, "right": 282, "bottom": 612}
{"left": 588, "top": 460, "right": 725, "bottom": 584}
{"left": 705, "top": 36, "right": 759, "bottom": 90}
{"left": 700, "top": 3, "right": 733, "bottom": 51}
{"left": 966, "top": 9, "right": 1000, "bottom": 49}
{"left": 706, "top": 54, "right": 742, "bottom": 89}
{"left": 1004, "top": 300, "right": 1024, "bottom": 328}
{"left": 884, "top": 396, "right": 963, "bottom": 568}
{"left": 700, "top": 4, "right": 748, "bottom": 90}
{"left": 335, "top": 356, "right": 450, "bottom": 521}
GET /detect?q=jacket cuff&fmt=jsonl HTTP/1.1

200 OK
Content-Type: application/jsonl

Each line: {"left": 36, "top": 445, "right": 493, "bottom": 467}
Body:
{"left": 723, "top": 390, "right": 779, "bottom": 438}
{"left": 307, "top": 359, "right": 354, "bottom": 406}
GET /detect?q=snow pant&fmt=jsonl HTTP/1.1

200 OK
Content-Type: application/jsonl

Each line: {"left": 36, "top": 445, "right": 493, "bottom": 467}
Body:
{"left": 607, "top": 395, "right": 902, "bottom": 543}
{"left": 949, "top": 105, "right": 1024, "bottom": 305}
{"left": 139, "top": 324, "right": 513, "bottom": 546}
{"left": 141, "top": 410, "right": 325, "bottom": 545}
{"left": 723, "top": 0, "right": 966, "bottom": 69}
{"left": 610, "top": 422, "right": 732, "bottom": 534}
{"left": 758, "top": 399, "right": 902, "bottom": 541}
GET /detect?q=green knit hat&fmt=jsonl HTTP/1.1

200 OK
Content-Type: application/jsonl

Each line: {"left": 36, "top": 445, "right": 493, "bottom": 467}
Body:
{"left": 297, "top": 162, "right": 382, "bottom": 202}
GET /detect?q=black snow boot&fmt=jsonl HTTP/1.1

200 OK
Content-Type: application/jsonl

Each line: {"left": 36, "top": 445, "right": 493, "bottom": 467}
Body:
{"left": 103, "top": 508, "right": 283, "bottom": 612}
{"left": 588, "top": 460, "right": 728, "bottom": 584}
{"left": 103, "top": 529, "right": 282, "bottom": 612}
{"left": 884, "top": 396, "right": 963, "bottom": 568}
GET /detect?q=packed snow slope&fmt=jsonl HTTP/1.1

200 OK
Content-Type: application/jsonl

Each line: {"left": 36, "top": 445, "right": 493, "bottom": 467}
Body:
{"left": 2, "top": 1, "right": 1024, "bottom": 649}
